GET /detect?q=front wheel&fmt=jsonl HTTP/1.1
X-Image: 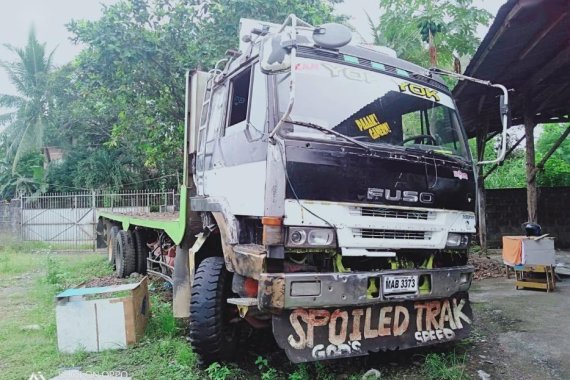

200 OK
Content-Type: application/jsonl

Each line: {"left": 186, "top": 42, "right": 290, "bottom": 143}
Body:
{"left": 189, "top": 256, "right": 239, "bottom": 365}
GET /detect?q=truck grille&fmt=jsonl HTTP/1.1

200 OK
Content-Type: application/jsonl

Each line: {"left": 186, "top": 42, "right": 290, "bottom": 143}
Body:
{"left": 354, "top": 229, "right": 429, "bottom": 240}
{"left": 355, "top": 207, "right": 432, "bottom": 220}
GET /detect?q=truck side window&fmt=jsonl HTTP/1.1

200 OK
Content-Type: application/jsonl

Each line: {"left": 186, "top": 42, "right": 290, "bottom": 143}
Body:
{"left": 227, "top": 67, "right": 252, "bottom": 129}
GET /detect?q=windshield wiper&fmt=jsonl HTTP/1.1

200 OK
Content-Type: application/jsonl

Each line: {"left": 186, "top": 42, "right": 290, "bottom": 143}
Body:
{"left": 403, "top": 144, "right": 469, "bottom": 165}
{"left": 288, "top": 120, "right": 372, "bottom": 152}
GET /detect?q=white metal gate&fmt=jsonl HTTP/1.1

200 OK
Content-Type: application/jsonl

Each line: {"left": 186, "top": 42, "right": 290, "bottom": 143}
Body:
{"left": 19, "top": 190, "right": 177, "bottom": 251}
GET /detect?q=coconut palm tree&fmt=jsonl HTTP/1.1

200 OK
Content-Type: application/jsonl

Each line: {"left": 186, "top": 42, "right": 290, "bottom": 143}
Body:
{"left": 0, "top": 26, "right": 55, "bottom": 171}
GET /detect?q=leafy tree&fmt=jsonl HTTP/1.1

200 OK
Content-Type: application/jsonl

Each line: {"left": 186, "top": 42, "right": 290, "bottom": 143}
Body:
{"left": 47, "top": 148, "right": 147, "bottom": 192}
{"left": 536, "top": 124, "right": 570, "bottom": 187}
{"left": 370, "top": 0, "right": 491, "bottom": 69}
{"left": 0, "top": 27, "right": 55, "bottom": 169}
{"left": 0, "top": 152, "right": 46, "bottom": 199}
{"left": 48, "top": 0, "right": 342, "bottom": 190}
{"left": 483, "top": 124, "right": 570, "bottom": 189}
{"left": 483, "top": 152, "right": 526, "bottom": 189}
{"left": 197, "top": 0, "right": 344, "bottom": 68}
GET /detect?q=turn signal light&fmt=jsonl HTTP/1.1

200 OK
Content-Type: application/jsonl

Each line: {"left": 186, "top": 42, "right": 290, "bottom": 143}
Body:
{"left": 262, "top": 216, "right": 283, "bottom": 245}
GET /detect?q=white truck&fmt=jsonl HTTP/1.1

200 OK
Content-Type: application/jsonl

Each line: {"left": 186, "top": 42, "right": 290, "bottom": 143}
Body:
{"left": 98, "top": 15, "right": 509, "bottom": 364}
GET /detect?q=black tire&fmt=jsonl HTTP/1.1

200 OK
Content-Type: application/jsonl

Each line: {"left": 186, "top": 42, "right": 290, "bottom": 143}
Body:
{"left": 115, "top": 230, "right": 136, "bottom": 278}
{"left": 132, "top": 229, "right": 147, "bottom": 275}
{"left": 189, "top": 256, "right": 239, "bottom": 365}
{"left": 107, "top": 226, "right": 120, "bottom": 265}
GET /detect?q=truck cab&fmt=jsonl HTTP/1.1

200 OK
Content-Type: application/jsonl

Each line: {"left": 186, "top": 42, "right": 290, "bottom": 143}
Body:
{"left": 187, "top": 16, "right": 475, "bottom": 363}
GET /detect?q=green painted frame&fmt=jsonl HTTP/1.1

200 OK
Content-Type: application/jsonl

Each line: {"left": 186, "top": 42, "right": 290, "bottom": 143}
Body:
{"left": 98, "top": 185, "right": 188, "bottom": 245}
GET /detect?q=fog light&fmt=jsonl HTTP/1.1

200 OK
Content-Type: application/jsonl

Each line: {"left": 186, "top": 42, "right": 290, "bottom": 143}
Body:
{"left": 446, "top": 233, "right": 461, "bottom": 247}
{"left": 291, "top": 281, "right": 321, "bottom": 296}
{"left": 446, "top": 233, "right": 468, "bottom": 248}
{"left": 460, "top": 273, "right": 471, "bottom": 284}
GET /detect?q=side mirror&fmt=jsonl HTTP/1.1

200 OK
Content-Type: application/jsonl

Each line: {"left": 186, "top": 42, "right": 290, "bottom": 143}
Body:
{"left": 259, "top": 33, "right": 292, "bottom": 74}
{"left": 477, "top": 84, "right": 510, "bottom": 165}
{"left": 427, "top": 67, "right": 511, "bottom": 166}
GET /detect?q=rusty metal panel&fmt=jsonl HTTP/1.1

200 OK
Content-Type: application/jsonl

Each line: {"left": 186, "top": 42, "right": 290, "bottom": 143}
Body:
{"left": 272, "top": 292, "right": 472, "bottom": 363}
{"left": 232, "top": 244, "right": 267, "bottom": 279}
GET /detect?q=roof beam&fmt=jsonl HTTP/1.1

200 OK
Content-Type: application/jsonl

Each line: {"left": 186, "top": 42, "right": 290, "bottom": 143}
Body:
{"left": 477, "top": 94, "right": 487, "bottom": 114}
{"left": 485, "top": 131, "right": 499, "bottom": 143}
{"left": 521, "top": 44, "right": 570, "bottom": 97}
{"left": 519, "top": 11, "right": 567, "bottom": 60}
{"left": 534, "top": 82, "right": 570, "bottom": 113}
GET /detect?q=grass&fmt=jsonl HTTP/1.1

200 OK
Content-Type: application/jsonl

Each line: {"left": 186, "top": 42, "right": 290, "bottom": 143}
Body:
{"left": 0, "top": 243, "right": 368, "bottom": 380}
{"left": 422, "top": 351, "right": 468, "bottom": 380}
{"left": 0, "top": 242, "right": 479, "bottom": 380}
{"left": 0, "top": 246, "right": 203, "bottom": 380}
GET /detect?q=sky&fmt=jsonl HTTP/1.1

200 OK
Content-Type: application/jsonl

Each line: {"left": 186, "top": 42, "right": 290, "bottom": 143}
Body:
{"left": 0, "top": 0, "right": 507, "bottom": 98}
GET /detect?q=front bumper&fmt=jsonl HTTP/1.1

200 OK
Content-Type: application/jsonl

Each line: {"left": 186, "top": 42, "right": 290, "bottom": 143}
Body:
{"left": 258, "top": 265, "right": 474, "bottom": 312}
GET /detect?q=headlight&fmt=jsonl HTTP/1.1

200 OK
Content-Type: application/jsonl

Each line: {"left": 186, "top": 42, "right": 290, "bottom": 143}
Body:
{"left": 446, "top": 233, "right": 469, "bottom": 248}
{"left": 289, "top": 230, "right": 307, "bottom": 245}
{"left": 287, "top": 227, "right": 336, "bottom": 247}
{"left": 308, "top": 229, "right": 334, "bottom": 246}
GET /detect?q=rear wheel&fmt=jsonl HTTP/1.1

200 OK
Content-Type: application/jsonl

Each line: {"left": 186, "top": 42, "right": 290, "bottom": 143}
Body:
{"left": 107, "top": 226, "right": 119, "bottom": 265}
{"left": 132, "top": 229, "right": 147, "bottom": 275}
{"left": 115, "top": 230, "right": 136, "bottom": 278}
{"left": 189, "top": 256, "right": 239, "bottom": 365}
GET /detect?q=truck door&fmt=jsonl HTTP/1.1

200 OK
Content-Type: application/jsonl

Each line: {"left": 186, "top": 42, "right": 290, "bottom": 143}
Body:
{"left": 205, "top": 62, "right": 268, "bottom": 216}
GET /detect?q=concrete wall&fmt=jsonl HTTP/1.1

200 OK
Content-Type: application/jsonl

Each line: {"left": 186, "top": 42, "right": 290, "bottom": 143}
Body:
{"left": 0, "top": 199, "right": 21, "bottom": 237}
{"left": 485, "top": 187, "right": 570, "bottom": 248}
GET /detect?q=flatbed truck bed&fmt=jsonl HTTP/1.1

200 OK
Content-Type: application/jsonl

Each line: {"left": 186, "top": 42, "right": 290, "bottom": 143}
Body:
{"left": 98, "top": 186, "right": 189, "bottom": 245}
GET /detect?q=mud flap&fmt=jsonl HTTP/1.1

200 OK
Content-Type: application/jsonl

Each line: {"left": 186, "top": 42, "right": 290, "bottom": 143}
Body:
{"left": 272, "top": 292, "right": 472, "bottom": 363}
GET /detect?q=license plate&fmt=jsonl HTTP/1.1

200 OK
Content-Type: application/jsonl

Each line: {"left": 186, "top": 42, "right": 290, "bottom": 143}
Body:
{"left": 383, "top": 275, "right": 418, "bottom": 294}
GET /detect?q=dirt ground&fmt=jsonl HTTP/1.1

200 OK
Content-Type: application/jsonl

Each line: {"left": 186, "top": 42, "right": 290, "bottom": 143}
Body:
{"left": 467, "top": 251, "right": 570, "bottom": 380}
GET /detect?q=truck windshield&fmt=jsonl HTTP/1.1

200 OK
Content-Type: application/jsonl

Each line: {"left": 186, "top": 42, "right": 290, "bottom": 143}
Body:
{"left": 277, "top": 58, "right": 470, "bottom": 160}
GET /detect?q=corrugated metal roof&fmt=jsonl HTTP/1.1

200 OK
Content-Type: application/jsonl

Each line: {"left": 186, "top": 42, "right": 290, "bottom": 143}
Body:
{"left": 453, "top": 0, "right": 570, "bottom": 137}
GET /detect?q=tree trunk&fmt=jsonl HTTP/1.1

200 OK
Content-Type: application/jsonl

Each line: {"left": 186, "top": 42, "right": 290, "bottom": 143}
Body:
{"left": 524, "top": 114, "right": 537, "bottom": 223}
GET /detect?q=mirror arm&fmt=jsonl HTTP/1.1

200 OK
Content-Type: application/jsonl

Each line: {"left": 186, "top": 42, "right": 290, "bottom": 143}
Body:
{"left": 268, "top": 44, "right": 297, "bottom": 142}
{"left": 429, "top": 67, "right": 510, "bottom": 165}
{"left": 478, "top": 83, "right": 509, "bottom": 165}
{"left": 269, "top": 17, "right": 301, "bottom": 143}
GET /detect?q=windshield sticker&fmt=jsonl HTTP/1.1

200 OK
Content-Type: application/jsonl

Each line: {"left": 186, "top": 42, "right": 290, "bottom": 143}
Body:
{"left": 453, "top": 170, "right": 468, "bottom": 180}
{"left": 398, "top": 82, "right": 440, "bottom": 102}
{"left": 355, "top": 114, "right": 391, "bottom": 139}
{"left": 294, "top": 62, "right": 320, "bottom": 71}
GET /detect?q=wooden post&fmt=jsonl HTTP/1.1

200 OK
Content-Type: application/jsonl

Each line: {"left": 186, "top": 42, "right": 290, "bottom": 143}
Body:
{"left": 524, "top": 113, "right": 537, "bottom": 223}
{"left": 476, "top": 119, "right": 489, "bottom": 251}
